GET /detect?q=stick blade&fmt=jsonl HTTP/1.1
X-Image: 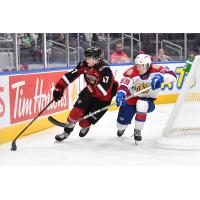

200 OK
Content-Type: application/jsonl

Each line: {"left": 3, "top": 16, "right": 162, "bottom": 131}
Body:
{"left": 48, "top": 116, "right": 66, "bottom": 127}
{"left": 11, "top": 141, "right": 17, "bottom": 151}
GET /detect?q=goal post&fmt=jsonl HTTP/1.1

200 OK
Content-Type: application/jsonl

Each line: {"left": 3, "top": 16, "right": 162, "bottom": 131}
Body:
{"left": 157, "top": 55, "right": 200, "bottom": 150}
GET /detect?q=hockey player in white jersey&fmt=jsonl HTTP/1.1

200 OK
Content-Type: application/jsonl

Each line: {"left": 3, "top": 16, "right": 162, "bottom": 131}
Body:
{"left": 115, "top": 54, "right": 177, "bottom": 144}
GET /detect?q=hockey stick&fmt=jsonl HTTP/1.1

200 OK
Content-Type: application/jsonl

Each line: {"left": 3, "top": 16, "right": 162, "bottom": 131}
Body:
{"left": 11, "top": 99, "right": 54, "bottom": 151}
{"left": 48, "top": 86, "right": 151, "bottom": 128}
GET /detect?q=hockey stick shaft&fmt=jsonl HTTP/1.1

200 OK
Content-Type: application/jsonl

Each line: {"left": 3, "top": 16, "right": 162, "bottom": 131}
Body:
{"left": 48, "top": 86, "right": 151, "bottom": 127}
{"left": 11, "top": 99, "right": 54, "bottom": 151}
{"left": 81, "top": 86, "right": 151, "bottom": 119}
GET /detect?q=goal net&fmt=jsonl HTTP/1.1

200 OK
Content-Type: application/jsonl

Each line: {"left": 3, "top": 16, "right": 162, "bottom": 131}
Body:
{"left": 157, "top": 55, "right": 200, "bottom": 150}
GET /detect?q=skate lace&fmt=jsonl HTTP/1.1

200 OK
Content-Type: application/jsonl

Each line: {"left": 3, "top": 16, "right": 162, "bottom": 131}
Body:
{"left": 81, "top": 128, "right": 89, "bottom": 134}
{"left": 60, "top": 132, "right": 69, "bottom": 138}
{"left": 134, "top": 130, "right": 141, "bottom": 136}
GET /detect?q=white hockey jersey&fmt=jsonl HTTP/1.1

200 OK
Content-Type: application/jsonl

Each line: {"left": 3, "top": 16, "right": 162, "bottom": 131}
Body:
{"left": 118, "top": 64, "right": 177, "bottom": 105}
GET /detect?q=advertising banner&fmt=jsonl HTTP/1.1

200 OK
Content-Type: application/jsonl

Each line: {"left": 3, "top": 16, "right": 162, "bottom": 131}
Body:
{"left": 0, "top": 76, "right": 10, "bottom": 128}
{"left": 9, "top": 71, "right": 70, "bottom": 124}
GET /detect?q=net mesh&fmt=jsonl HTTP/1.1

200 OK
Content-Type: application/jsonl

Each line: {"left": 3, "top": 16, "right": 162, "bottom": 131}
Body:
{"left": 157, "top": 56, "right": 200, "bottom": 150}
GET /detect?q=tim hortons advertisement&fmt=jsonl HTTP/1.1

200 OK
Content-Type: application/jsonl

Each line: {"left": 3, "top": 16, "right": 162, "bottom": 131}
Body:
{"left": 0, "top": 76, "right": 10, "bottom": 128}
{"left": 9, "top": 71, "right": 70, "bottom": 124}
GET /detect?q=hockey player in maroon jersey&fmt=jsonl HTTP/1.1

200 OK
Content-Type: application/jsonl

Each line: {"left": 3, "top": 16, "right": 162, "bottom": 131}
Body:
{"left": 116, "top": 54, "right": 177, "bottom": 143}
{"left": 53, "top": 47, "right": 118, "bottom": 141}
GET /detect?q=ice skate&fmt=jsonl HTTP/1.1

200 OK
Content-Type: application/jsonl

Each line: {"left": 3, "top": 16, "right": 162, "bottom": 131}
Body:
{"left": 55, "top": 127, "right": 74, "bottom": 142}
{"left": 117, "top": 129, "right": 125, "bottom": 137}
{"left": 133, "top": 129, "right": 142, "bottom": 145}
{"left": 79, "top": 127, "right": 90, "bottom": 137}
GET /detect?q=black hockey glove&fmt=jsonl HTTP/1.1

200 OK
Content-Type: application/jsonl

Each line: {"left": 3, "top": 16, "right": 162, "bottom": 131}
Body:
{"left": 53, "top": 89, "right": 64, "bottom": 102}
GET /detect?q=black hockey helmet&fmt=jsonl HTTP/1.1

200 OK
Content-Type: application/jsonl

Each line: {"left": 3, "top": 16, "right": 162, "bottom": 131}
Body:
{"left": 84, "top": 47, "right": 102, "bottom": 59}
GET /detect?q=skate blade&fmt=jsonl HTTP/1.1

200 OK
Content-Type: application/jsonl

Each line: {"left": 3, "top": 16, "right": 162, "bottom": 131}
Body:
{"left": 54, "top": 140, "right": 67, "bottom": 144}
{"left": 134, "top": 140, "right": 141, "bottom": 145}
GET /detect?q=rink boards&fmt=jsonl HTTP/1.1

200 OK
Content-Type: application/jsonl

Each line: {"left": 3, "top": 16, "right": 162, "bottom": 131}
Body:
{"left": 0, "top": 61, "right": 185, "bottom": 144}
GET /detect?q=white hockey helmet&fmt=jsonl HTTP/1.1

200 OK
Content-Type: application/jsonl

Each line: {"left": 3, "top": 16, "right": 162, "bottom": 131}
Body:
{"left": 135, "top": 54, "right": 152, "bottom": 70}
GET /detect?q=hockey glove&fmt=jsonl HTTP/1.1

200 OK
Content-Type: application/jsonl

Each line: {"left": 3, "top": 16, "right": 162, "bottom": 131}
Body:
{"left": 151, "top": 74, "right": 164, "bottom": 90}
{"left": 53, "top": 89, "right": 64, "bottom": 102}
{"left": 53, "top": 78, "right": 68, "bottom": 102}
{"left": 116, "top": 91, "right": 126, "bottom": 107}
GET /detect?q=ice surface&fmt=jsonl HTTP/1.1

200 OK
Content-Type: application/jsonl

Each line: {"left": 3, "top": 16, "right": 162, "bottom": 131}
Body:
{"left": 1, "top": 104, "right": 200, "bottom": 166}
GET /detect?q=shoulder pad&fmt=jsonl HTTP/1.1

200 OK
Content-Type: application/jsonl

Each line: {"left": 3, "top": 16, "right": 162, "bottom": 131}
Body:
{"left": 151, "top": 64, "right": 160, "bottom": 69}
{"left": 149, "top": 65, "right": 163, "bottom": 73}
{"left": 76, "top": 60, "right": 88, "bottom": 69}
{"left": 123, "top": 66, "right": 139, "bottom": 77}
{"left": 160, "top": 66, "right": 170, "bottom": 74}
{"left": 126, "top": 68, "right": 134, "bottom": 76}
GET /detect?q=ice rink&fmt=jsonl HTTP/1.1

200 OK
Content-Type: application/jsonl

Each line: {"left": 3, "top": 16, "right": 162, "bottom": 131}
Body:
{"left": 1, "top": 103, "right": 200, "bottom": 166}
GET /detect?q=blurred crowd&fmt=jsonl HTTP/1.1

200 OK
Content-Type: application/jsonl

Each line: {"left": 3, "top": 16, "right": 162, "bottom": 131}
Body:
{"left": 0, "top": 33, "right": 199, "bottom": 71}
